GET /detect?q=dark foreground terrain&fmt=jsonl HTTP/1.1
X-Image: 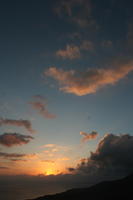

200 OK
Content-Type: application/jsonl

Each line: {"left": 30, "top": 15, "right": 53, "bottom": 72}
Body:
{"left": 29, "top": 173, "right": 133, "bottom": 200}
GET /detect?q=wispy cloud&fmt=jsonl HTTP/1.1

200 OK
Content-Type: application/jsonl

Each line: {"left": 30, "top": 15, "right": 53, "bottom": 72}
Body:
{"left": 41, "top": 144, "right": 71, "bottom": 154}
{"left": 54, "top": 0, "right": 97, "bottom": 29}
{"left": 56, "top": 44, "right": 81, "bottom": 59}
{"left": 30, "top": 96, "right": 56, "bottom": 119}
{"left": 0, "top": 152, "right": 26, "bottom": 159}
{"left": 80, "top": 131, "right": 98, "bottom": 142}
{"left": 41, "top": 160, "right": 55, "bottom": 163}
{"left": 42, "top": 144, "right": 56, "bottom": 148}
{"left": 0, "top": 133, "right": 33, "bottom": 147}
{"left": 0, "top": 118, "right": 35, "bottom": 134}
{"left": 10, "top": 159, "right": 27, "bottom": 162}
{"left": 0, "top": 152, "right": 36, "bottom": 160}
{"left": 0, "top": 166, "right": 9, "bottom": 169}
{"left": 45, "top": 61, "right": 133, "bottom": 96}
{"left": 56, "top": 40, "right": 94, "bottom": 60}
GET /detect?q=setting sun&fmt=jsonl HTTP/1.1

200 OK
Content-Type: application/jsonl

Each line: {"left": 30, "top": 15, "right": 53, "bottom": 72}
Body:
{"left": 45, "top": 168, "right": 58, "bottom": 176}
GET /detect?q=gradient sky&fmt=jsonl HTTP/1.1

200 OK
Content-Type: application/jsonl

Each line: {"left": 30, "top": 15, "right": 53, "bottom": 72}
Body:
{"left": 0, "top": 0, "right": 133, "bottom": 176}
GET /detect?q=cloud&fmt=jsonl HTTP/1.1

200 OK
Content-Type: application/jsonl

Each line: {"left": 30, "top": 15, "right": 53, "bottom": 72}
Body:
{"left": 41, "top": 160, "right": 55, "bottom": 163}
{"left": 45, "top": 61, "right": 133, "bottom": 96}
{"left": 41, "top": 144, "right": 70, "bottom": 152}
{"left": 42, "top": 144, "right": 56, "bottom": 148}
{"left": 56, "top": 44, "right": 81, "bottom": 59}
{"left": 80, "top": 40, "right": 94, "bottom": 51}
{"left": 0, "top": 118, "right": 35, "bottom": 134}
{"left": 0, "top": 152, "right": 26, "bottom": 159}
{"left": 1, "top": 134, "right": 133, "bottom": 200}
{"left": 30, "top": 102, "right": 56, "bottom": 119}
{"left": 0, "top": 133, "right": 33, "bottom": 147}
{"left": 30, "top": 96, "right": 56, "bottom": 119}
{"left": 54, "top": 0, "right": 97, "bottom": 28}
{"left": 0, "top": 152, "right": 36, "bottom": 161}
{"left": 0, "top": 166, "right": 9, "bottom": 169}
{"left": 10, "top": 159, "right": 27, "bottom": 162}
{"left": 80, "top": 131, "right": 98, "bottom": 142}
{"left": 56, "top": 41, "right": 94, "bottom": 60}
{"left": 73, "top": 133, "right": 133, "bottom": 178}
{"left": 55, "top": 0, "right": 86, "bottom": 17}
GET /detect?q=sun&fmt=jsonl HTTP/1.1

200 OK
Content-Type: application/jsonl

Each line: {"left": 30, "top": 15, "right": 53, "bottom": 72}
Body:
{"left": 45, "top": 168, "right": 57, "bottom": 175}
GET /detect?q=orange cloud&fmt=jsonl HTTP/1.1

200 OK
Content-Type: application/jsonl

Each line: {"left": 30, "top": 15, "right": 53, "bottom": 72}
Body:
{"left": 0, "top": 133, "right": 33, "bottom": 147}
{"left": 56, "top": 41, "right": 94, "bottom": 60}
{"left": 80, "top": 131, "right": 98, "bottom": 143}
{"left": 45, "top": 61, "right": 133, "bottom": 96}
{"left": 56, "top": 44, "right": 81, "bottom": 59}
{"left": 0, "top": 118, "right": 35, "bottom": 133}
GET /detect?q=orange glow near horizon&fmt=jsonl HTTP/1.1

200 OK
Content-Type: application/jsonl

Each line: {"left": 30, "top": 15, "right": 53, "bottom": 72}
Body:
{"left": 44, "top": 168, "right": 59, "bottom": 175}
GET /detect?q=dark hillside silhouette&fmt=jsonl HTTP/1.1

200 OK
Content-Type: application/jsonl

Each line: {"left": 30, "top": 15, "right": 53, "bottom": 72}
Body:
{"left": 29, "top": 173, "right": 133, "bottom": 200}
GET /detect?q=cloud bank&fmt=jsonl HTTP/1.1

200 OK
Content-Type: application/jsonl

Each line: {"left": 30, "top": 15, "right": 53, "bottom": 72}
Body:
{"left": 45, "top": 61, "right": 133, "bottom": 96}
{"left": 0, "top": 133, "right": 33, "bottom": 147}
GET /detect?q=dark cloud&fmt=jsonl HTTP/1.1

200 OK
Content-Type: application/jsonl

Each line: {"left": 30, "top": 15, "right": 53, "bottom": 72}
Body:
{"left": 10, "top": 159, "right": 27, "bottom": 162}
{"left": 0, "top": 133, "right": 33, "bottom": 147}
{"left": 30, "top": 96, "right": 56, "bottom": 119}
{"left": 0, "top": 152, "right": 26, "bottom": 159}
{"left": 0, "top": 118, "right": 35, "bottom": 134}
{"left": 74, "top": 134, "right": 133, "bottom": 178}
{"left": 68, "top": 167, "right": 75, "bottom": 172}
{"left": 0, "top": 166, "right": 9, "bottom": 169}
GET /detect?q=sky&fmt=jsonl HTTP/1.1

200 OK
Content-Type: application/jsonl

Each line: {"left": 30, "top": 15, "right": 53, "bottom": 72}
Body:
{"left": 0, "top": 0, "right": 133, "bottom": 199}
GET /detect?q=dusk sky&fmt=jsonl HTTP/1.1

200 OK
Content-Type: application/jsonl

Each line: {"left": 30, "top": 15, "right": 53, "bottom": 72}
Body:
{"left": 0, "top": 0, "right": 133, "bottom": 199}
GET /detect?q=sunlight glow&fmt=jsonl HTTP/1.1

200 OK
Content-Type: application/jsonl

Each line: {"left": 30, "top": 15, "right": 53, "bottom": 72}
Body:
{"left": 45, "top": 168, "right": 58, "bottom": 175}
